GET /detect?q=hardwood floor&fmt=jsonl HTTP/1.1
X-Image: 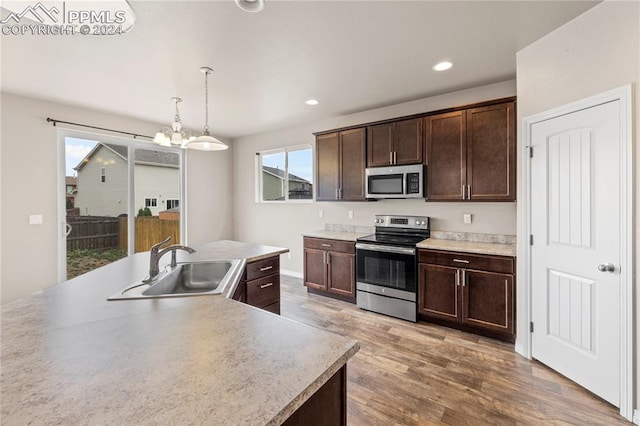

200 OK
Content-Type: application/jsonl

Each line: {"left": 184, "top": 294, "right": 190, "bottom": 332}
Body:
{"left": 279, "top": 275, "right": 628, "bottom": 425}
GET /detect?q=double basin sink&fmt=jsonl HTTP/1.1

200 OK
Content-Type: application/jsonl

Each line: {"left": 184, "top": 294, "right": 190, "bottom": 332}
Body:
{"left": 108, "top": 259, "right": 243, "bottom": 301}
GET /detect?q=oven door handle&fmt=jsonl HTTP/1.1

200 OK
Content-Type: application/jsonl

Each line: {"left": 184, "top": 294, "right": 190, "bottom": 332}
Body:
{"left": 355, "top": 243, "right": 415, "bottom": 256}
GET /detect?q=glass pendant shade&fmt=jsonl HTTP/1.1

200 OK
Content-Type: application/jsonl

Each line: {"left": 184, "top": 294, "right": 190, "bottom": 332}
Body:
{"left": 235, "top": 0, "right": 264, "bottom": 13}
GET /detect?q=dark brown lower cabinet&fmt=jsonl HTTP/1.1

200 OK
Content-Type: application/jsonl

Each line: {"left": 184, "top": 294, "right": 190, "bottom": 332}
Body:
{"left": 418, "top": 249, "right": 515, "bottom": 342}
{"left": 303, "top": 237, "right": 355, "bottom": 303}
{"left": 282, "top": 366, "right": 347, "bottom": 426}
{"left": 232, "top": 255, "right": 281, "bottom": 314}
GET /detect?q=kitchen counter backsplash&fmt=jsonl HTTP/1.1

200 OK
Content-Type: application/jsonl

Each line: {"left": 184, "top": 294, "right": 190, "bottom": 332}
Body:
{"left": 325, "top": 223, "right": 375, "bottom": 234}
{"left": 430, "top": 231, "right": 516, "bottom": 245}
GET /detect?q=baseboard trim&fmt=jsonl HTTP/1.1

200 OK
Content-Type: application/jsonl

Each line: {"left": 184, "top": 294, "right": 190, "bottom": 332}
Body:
{"left": 280, "top": 269, "right": 303, "bottom": 279}
{"left": 633, "top": 409, "right": 639, "bottom": 425}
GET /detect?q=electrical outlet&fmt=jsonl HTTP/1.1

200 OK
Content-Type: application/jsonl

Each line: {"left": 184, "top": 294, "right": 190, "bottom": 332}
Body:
{"left": 348, "top": 211, "right": 354, "bottom": 219}
{"left": 29, "top": 214, "right": 43, "bottom": 225}
{"left": 463, "top": 214, "right": 472, "bottom": 224}
{"left": 318, "top": 210, "right": 323, "bottom": 219}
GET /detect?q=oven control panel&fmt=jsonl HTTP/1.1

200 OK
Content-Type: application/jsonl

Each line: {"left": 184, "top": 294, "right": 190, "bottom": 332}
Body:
{"left": 373, "top": 215, "right": 429, "bottom": 229}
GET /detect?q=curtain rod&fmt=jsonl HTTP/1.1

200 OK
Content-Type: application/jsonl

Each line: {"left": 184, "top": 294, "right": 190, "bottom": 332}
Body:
{"left": 46, "top": 117, "right": 154, "bottom": 140}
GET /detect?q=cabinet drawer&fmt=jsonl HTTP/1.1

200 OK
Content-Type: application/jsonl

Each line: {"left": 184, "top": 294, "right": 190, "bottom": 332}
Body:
{"left": 246, "top": 274, "right": 280, "bottom": 308}
{"left": 261, "top": 301, "right": 280, "bottom": 315}
{"left": 245, "top": 256, "right": 280, "bottom": 281}
{"left": 303, "top": 237, "right": 355, "bottom": 254}
{"left": 418, "top": 249, "right": 514, "bottom": 274}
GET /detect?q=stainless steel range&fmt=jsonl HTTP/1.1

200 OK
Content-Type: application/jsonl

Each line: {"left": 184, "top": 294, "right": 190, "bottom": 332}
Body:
{"left": 355, "top": 215, "right": 430, "bottom": 322}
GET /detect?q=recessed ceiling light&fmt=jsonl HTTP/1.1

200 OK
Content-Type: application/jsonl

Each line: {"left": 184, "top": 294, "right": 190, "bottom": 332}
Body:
{"left": 432, "top": 61, "right": 453, "bottom": 72}
{"left": 305, "top": 99, "right": 319, "bottom": 106}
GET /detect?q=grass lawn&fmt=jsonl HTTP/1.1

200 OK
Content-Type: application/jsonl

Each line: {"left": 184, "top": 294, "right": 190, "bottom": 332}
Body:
{"left": 67, "top": 248, "right": 128, "bottom": 279}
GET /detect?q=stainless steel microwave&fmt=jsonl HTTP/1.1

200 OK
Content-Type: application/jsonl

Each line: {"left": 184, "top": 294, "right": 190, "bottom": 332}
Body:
{"left": 365, "top": 164, "right": 424, "bottom": 199}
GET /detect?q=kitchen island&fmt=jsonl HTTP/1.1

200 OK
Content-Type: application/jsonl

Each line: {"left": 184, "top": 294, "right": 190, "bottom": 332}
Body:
{"left": 0, "top": 240, "right": 360, "bottom": 425}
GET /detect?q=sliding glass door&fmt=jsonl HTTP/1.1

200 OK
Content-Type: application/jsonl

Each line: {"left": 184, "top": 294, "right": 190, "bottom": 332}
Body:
{"left": 58, "top": 130, "right": 184, "bottom": 281}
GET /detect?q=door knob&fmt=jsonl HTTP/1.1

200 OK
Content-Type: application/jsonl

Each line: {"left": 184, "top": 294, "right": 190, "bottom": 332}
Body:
{"left": 597, "top": 263, "right": 615, "bottom": 273}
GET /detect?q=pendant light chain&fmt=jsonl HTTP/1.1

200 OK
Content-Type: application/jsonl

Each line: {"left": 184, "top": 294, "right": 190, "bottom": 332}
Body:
{"left": 203, "top": 69, "right": 210, "bottom": 134}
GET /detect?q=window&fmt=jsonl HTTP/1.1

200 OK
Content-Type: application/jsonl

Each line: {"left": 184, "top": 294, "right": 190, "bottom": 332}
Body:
{"left": 257, "top": 145, "right": 313, "bottom": 202}
{"left": 100, "top": 167, "right": 106, "bottom": 183}
{"left": 145, "top": 198, "right": 157, "bottom": 207}
{"left": 166, "top": 199, "right": 180, "bottom": 209}
{"left": 66, "top": 185, "right": 74, "bottom": 194}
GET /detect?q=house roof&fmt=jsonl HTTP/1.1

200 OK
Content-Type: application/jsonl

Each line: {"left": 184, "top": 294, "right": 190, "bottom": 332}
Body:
{"left": 262, "top": 166, "right": 310, "bottom": 184}
{"left": 75, "top": 143, "right": 179, "bottom": 171}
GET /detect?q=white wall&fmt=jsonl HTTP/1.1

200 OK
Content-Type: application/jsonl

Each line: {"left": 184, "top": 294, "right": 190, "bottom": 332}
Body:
{"left": 515, "top": 0, "right": 639, "bottom": 414}
{"left": 184, "top": 146, "right": 235, "bottom": 245}
{"left": 76, "top": 146, "right": 128, "bottom": 217}
{"left": 233, "top": 80, "right": 517, "bottom": 274}
{"left": 134, "top": 164, "right": 180, "bottom": 216}
{"left": 0, "top": 93, "right": 234, "bottom": 303}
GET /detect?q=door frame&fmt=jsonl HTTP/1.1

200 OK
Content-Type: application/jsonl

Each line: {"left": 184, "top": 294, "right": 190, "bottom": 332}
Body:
{"left": 519, "top": 85, "right": 633, "bottom": 420}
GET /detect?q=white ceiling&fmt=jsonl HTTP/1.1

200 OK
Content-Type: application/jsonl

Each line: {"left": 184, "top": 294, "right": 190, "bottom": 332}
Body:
{"left": 1, "top": 1, "right": 598, "bottom": 139}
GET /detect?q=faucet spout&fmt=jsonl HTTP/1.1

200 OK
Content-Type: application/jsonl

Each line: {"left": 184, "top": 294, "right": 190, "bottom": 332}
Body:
{"left": 144, "top": 237, "right": 197, "bottom": 283}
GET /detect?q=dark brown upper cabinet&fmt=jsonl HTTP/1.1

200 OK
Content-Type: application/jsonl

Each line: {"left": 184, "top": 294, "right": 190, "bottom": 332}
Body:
{"left": 367, "top": 118, "right": 423, "bottom": 167}
{"left": 316, "top": 128, "right": 366, "bottom": 201}
{"left": 426, "top": 101, "right": 515, "bottom": 201}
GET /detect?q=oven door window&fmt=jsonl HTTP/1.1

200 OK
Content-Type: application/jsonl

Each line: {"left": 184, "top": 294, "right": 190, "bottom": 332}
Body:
{"left": 356, "top": 248, "right": 416, "bottom": 292}
{"left": 368, "top": 174, "right": 403, "bottom": 195}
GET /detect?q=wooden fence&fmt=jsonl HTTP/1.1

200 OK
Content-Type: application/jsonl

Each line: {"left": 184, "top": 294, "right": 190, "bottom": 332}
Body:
{"left": 66, "top": 216, "right": 120, "bottom": 251}
{"left": 119, "top": 217, "right": 180, "bottom": 253}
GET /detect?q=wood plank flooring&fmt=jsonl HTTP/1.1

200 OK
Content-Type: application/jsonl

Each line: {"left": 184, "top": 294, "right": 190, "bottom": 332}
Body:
{"left": 279, "top": 275, "right": 628, "bottom": 425}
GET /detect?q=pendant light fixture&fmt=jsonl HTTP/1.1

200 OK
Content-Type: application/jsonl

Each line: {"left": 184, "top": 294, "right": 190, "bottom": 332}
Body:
{"left": 153, "top": 97, "right": 194, "bottom": 147}
{"left": 235, "top": 0, "right": 264, "bottom": 13}
{"left": 186, "top": 67, "right": 228, "bottom": 151}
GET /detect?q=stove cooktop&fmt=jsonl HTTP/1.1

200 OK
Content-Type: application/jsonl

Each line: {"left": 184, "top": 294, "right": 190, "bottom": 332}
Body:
{"left": 357, "top": 232, "right": 429, "bottom": 247}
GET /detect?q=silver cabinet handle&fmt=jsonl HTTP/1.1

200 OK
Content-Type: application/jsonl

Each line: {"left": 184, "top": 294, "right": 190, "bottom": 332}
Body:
{"left": 462, "top": 269, "right": 466, "bottom": 287}
{"left": 597, "top": 263, "right": 615, "bottom": 273}
{"left": 335, "top": 188, "right": 338, "bottom": 199}
{"left": 393, "top": 151, "right": 397, "bottom": 164}
{"left": 260, "top": 283, "right": 273, "bottom": 289}
{"left": 467, "top": 185, "right": 471, "bottom": 199}
{"left": 327, "top": 252, "right": 331, "bottom": 264}
{"left": 389, "top": 151, "right": 393, "bottom": 164}
{"left": 321, "top": 243, "right": 332, "bottom": 247}
{"left": 259, "top": 265, "right": 273, "bottom": 272}
{"left": 453, "top": 259, "right": 470, "bottom": 264}
{"left": 456, "top": 269, "right": 460, "bottom": 286}
{"left": 462, "top": 185, "right": 466, "bottom": 200}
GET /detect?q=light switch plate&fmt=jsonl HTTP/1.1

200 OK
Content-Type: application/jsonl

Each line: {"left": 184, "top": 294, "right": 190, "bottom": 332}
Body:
{"left": 348, "top": 211, "right": 354, "bottom": 219}
{"left": 318, "top": 210, "right": 324, "bottom": 219}
{"left": 29, "top": 214, "right": 43, "bottom": 225}
{"left": 463, "top": 214, "right": 472, "bottom": 224}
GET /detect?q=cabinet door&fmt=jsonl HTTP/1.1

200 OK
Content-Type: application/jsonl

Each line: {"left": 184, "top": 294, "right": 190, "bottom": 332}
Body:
{"left": 367, "top": 123, "right": 393, "bottom": 167}
{"left": 316, "top": 133, "right": 340, "bottom": 201}
{"left": 304, "top": 248, "right": 327, "bottom": 290}
{"left": 418, "top": 264, "right": 460, "bottom": 321}
{"left": 327, "top": 251, "right": 355, "bottom": 297}
{"left": 466, "top": 102, "right": 515, "bottom": 201}
{"left": 393, "top": 118, "right": 423, "bottom": 165}
{"left": 426, "top": 111, "right": 466, "bottom": 200}
{"left": 339, "top": 128, "right": 366, "bottom": 201}
{"left": 462, "top": 270, "right": 514, "bottom": 335}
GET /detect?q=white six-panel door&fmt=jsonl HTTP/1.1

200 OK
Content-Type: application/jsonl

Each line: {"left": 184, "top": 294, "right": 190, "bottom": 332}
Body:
{"left": 530, "top": 100, "right": 621, "bottom": 406}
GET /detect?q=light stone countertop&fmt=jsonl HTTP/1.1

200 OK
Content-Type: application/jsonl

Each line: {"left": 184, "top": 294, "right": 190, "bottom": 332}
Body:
{"left": 302, "top": 230, "right": 371, "bottom": 242}
{"left": 417, "top": 238, "right": 516, "bottom": 257}
{"left": 0, "top": 241, "right": 359, "bottom": 425}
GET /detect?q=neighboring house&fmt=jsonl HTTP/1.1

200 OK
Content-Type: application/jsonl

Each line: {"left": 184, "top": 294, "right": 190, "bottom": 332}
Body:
{"left": 65, "top": 176, "right": 77, "bottom": 208}
{"left": 74, "top": 143, "right": 180, "bottom": 216}
{"left": 262, "top": 166, "right": 312, "bottom": 200}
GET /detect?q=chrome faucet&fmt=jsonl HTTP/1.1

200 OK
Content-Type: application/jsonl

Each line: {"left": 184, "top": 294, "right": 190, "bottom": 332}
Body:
{"left": 144, "top": 236, "right": 197, "bottom": 282}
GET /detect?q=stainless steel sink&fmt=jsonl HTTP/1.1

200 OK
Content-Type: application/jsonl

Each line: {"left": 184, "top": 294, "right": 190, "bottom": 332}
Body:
{"left": 108, "top": 259, "right": 243, "bottom": 300}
